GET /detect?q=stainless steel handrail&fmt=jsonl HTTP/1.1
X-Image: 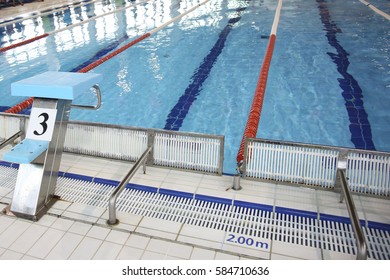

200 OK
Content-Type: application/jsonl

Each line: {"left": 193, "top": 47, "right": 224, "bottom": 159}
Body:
{"left": 338, "top": 169, "right": 368, "bottom": 260}
{"left": 0, "top": 130, "right": 23, "bottom": 150}
{"left": 71, "top": 85, "right": 102, "bottom": 110}
{"left": 107, "top": 144, "right": 153, "bottom": 225}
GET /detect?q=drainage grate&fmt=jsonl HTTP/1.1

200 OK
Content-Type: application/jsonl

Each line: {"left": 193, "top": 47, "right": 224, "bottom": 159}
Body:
{"left": 0, "top": 163, "right": 388, "bottom": 259}
{"left": 55, "top": 175, "right": 390, "bottom": 260}
{"left": 0, "top": 165, "right": 18, "bottom": 190}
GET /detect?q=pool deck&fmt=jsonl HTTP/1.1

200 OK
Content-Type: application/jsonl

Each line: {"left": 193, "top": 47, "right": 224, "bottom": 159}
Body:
{"left": 1, "top": 143, "right": 389, "bottom": 260}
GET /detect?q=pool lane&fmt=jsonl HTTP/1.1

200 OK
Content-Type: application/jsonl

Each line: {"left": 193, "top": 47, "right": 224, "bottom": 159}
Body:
{"left": 317, "top": 0, "right": 376, "bottom": 151}
{"left": 163, "top": 6, "right": 248, "bottom": 131}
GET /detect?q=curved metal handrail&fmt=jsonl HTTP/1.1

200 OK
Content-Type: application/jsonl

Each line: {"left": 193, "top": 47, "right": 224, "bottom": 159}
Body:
{"left": 0, "top": 130, "right": 23, "bottom": 150}
{"left": 107, "top": 144, "right": 153, "bottom": 225}
{"left": 339, "top": 169, "right": 368, "bottom": 260}
{"left": 71, "top": 85, "right": 102, "bottom": 110}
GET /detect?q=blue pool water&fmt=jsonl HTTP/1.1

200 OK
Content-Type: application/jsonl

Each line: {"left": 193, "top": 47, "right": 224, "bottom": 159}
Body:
{"left": 1, "top": 0, "right": 389, "bottom": 173}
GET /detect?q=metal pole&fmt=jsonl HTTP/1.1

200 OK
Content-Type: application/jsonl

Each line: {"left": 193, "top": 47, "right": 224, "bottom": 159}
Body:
{"left": 107, "top": 145, "right": 153, "bottom": 225}
{"left": 338, "top": 169, "right": 368, "bottom": 260}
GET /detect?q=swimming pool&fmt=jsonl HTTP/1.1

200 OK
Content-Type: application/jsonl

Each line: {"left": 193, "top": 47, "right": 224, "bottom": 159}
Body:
{"left": 1, "top": 0, "right": 389, "bottom": 174}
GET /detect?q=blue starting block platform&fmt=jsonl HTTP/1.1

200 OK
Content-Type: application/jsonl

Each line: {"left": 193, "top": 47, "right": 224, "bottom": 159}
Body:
{"left": 11, "top": 71, "right": 102, "bottom": 100}
{"left": 4, "top": 139, "right": 49, "bottom": 164}
{"left": 2, "top": 71, "right": 102, "bottom": 220}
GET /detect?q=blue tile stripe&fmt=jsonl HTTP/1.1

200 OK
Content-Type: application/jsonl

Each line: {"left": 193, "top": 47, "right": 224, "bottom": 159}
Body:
{"left": 1, "top": 160, "right": 389, "bottom": 232}
{"left": 317, "top": 0, "right": 376, "bottom": 150}
{"left": 163, "top": 7, "right": 248, "bottom": 130}
{"left": 70, "top": 34, "right": 130, "bottom": 72}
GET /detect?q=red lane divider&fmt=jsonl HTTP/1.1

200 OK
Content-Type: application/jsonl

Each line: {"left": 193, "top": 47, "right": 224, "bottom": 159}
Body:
{"left": 4, "top": 33, "right": 151, "bottom": 114}
{"left": 0, "top": 34, "right": 49, "bottom": 53}
{"left": 236, "top": 34, "right": 276, "bottom": 164}
{"left": 78, "top": 33, "right": 151, "bottom": 73}
{"left": 4, "top": 97, "right": 34, "bottom": 114}
{"left": 3, "top": 0, "right": 210, "bottom": 114}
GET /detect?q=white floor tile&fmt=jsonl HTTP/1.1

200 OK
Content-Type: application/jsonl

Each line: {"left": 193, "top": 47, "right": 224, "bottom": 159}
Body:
{"left": 8, "top": 224, "right": 47, "bottom": 254}
{"left": 138, "top": 216, "right": 182, "bottom": 234}
{"left": 0, "top": 219, "right": 31, "bottom": 248}
{"left": 145, "top": 239, "right": 171, "bottom": 255}
{"left": 51, "top": 217, "right": 74, "bottom": 231}
{"left": 179, "top": 224, "right": 226, "bottom": 243}
{"left": 46, "top": 232, "right": 84, "bottom": 260}
{"left": 87, "top": 225, "right": 111, "bottom": 240}
{"left": 68, "top": 237, "right": 103, "bottom": 260}
{"left": 92, "top": 241, "right": 122, "bottom": 260}
{"left": 270, "top": 253, "right": 303, "bottom": 260}
{"left": 27, "top": 228, "right": 66, "bottom": 259}
{"left": 125, "top": 234, "right": 151, "bottom": 250}
{"left": 141, "top": 250, "right": 166, "bottom": 260}
{"left": 117, "top": 245, "right": 144, "bottom": 260}
{"left": 68, "top": 221, "right": 92, "bottom": 236}
{"left": 322, "top": 249, "right": 355, "bottom": 260}
{"left": 136, "top": 227, "right": 177, "bottom": 240}
{"left": 0, "top": 215, "right": 16, "bottom": 235}
{"left": 190, "top": 247, "right": 215, "bottom": 260}
{"left": 214, "top": 252, "right": 239, "bottom": 260}
{"left": 0, "top": 250, "right": 24, "bottom": 260}
{"left": 105, "top": 230, "right": 130, "bottom": 245}
{"left": 166, "top": 242, "right": 193, "bottom": 259}
{"left": 66, "top": 203, "right": 105, "bottom": 218}
{"left": 177, "top": 236, "right": 222, "bottom": 250}
{"left": 271, "top": 240, "right": 322, "bottom": 260}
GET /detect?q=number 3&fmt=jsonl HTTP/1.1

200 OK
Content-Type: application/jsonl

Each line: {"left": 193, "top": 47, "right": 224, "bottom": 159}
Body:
{"left": 33, "top": 112, "right": 49, "bottom": 136}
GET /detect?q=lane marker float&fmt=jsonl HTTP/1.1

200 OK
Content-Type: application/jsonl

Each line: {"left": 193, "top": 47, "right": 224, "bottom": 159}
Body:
{"left": 4, "top": 0, "right": 212, "bottom": 114}
{"left": 236, "top": 0, "right": 283, "bottom": 165}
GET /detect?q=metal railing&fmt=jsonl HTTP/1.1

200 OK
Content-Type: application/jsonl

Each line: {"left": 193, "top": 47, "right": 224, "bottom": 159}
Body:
{"left": 0, "top": 130, "right": 23, "bottom": 151}
{"left": 107, "top": 144, "right": 153, "bottom": 225}
{"left": 339, "top": 169, "right": 368, "bottom": 260}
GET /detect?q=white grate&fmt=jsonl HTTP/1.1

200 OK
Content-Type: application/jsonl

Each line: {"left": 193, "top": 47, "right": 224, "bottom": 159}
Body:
{"left": 347, "top": 152, "right": 390, "bottom": 197}
{"left": 55, "top": 175, "right": 390, "bottom": 260}
{"left": 153, "top": 132, "right": 222, "bottom": 174}
{"left": 64, "top": 123, "right": 148, "bottom": 161}
{"left": 0, "top": 165, "right": 18, "bottom": 190}
{"left": 245, "top": 141, "right": 338, "bottom": 188}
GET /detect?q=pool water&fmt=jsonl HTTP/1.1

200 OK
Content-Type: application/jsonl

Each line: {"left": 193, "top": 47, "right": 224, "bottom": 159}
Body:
{"left": 1, "top": 0, "right": 389, "bottom": 173}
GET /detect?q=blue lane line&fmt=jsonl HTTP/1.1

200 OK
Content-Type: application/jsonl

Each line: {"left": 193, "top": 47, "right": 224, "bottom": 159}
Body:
{"left": 163, "top": 7, "right": 247, "bottom": 131}
{"left": 317, "top": 0, "right": 376, "bottom": 150}
{"left": 70, "top": 34, "right": 129, "bottom": 72}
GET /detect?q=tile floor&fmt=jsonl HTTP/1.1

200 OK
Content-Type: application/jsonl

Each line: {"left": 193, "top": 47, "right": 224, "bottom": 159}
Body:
{"left": 0, "top": 150, "right": 389, "bottom": 260}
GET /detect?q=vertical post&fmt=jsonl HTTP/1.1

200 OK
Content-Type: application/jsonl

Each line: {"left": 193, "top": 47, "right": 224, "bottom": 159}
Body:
{"left": 8, "top": 98, "right": 72, "bottom": 220}
{"left": 3, "top": 72, "right": 102, "bottom": 221}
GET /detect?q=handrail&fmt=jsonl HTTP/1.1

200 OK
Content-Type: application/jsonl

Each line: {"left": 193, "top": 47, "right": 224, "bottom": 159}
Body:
{"left": 0, "top": 130, "right": 23, "bottom": 150}
{"left": 71, "top": 85, "right": 102, "bottom": 110}
{"left": 338, "top": 169, "right": 368, "bottom": 260}
{"left": 107, "top": 144, "right": 153, "bottom": 225}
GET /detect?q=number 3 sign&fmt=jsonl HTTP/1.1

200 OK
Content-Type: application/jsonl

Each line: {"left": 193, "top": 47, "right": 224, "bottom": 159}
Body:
{"left": 26, "top": 108, "right": 57, "bottom": 141}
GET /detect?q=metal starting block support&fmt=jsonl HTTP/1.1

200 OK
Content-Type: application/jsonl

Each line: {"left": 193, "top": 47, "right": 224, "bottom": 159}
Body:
{"left": 3, "top": 71, "right": 102, "bottom": 220}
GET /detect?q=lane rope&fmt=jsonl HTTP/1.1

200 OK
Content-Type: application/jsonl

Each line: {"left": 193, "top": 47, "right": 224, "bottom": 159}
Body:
{"left": 4, "top": 0, "right": 212, "bottom": 114}
{"left": 77, "top": 0, "right": 211, "bottom": 73}
{"left": 0, "top": 0, "right": 100, "bottom": 28}
{"left": 359, "top": 0, "right": 390, "bottom": 20}
{"left": 236, "top": 0, "right": 283, "bottom": 165}
{"left": 0, "top": 0, "right": 152, "bottom": 53}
